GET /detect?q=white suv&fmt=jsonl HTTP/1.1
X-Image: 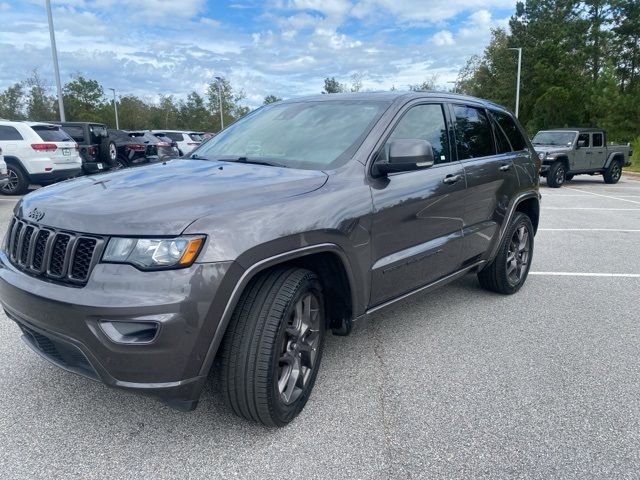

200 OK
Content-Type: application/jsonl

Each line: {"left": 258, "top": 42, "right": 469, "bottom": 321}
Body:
{"left": 151, "top": 130, "right": 204, "bottom": 156}
{"left": 0, "top": 146, "right": 8, "bottom": 188}
{"left": 0, "top": 120, "right": 82, "bottom": 195}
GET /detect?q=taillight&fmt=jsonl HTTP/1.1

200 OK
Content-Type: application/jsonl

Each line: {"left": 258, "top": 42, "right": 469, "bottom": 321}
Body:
{"left": 126, "top": 144, "right": 146, "bottom": 152}
{"left": 88, "top": 146, "right": 97, "bottom": 155}
{"left": 31, "top": 143, "right": 58, "bottom": 151}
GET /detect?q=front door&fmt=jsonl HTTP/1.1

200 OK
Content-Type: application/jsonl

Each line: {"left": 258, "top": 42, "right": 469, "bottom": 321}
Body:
{"left": 573, "top": 132, "right": 591, "bottom": 170}
{"left": 369, "top": 103, "right": 467, "bottom": 306}
{"left": 590, "top": 132, "right": 606, "bottom": 169}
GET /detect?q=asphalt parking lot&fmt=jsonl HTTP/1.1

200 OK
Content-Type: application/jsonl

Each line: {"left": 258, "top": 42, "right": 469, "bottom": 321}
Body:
{"left": 1, "top": 175, "right": 639, "bottom": 479}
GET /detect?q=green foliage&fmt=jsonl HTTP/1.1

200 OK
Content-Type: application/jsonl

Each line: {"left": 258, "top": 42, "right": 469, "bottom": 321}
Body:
{"left": 458, "top": 0, "right": 639, "bottom": 142}
{"left": 322, "top": 77, "right": 345, "bottom": 94}
{"left": 263, "top": 95, "right": 282, "bottom": 104}
{"left": 629, "top": 137, "right": 640, "bottom": 173}
{"left": 0, "top": 72, "right": 251, "bottom": 131}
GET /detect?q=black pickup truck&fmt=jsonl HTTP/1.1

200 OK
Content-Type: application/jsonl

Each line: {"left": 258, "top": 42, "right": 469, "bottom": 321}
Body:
{"left": 1, "top": 92, "right": 540, "bottom": 426}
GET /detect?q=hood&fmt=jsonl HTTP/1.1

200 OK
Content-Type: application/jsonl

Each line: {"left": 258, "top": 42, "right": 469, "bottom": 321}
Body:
{"left": 533, "top": 145, "right": 569, "bottom": 155}
{"left": 16, "top": 159, "right": 328, "bottom": 235}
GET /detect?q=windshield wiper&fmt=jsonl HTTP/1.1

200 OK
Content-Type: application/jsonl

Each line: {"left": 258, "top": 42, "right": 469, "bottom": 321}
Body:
{"left": 221, "top": 157, "right": 288, "bottom": 168}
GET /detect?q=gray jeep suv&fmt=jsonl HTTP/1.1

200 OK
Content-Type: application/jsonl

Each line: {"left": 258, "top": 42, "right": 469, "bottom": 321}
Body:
{"left": 0, "top": 92, "right": 540, "bottom": 426}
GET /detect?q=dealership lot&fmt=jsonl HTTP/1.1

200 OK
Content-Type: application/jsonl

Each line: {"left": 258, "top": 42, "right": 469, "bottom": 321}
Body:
{"left": 0, "top": 176, "right": 639, "bottom": 479}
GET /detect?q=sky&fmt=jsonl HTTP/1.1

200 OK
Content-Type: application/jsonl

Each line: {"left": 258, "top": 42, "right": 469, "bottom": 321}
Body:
{"left": 0, "top": 0, "right": 516, "bottom": 107}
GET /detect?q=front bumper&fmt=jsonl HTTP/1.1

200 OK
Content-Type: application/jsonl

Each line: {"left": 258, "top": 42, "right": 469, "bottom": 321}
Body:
{"left": 0, "top": 251, "right": 241, "bottom": 407}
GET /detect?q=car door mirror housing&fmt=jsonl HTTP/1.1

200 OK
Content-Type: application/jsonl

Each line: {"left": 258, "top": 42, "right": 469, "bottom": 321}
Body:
{"left": 577, "top": 139, "right": 587, "bottom": 148}
{"left": 376, "top": 139, "right": 435, "bottom": 175}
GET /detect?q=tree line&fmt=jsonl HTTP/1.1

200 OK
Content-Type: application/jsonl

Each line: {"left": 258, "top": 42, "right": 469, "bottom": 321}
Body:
{"left": 457, "top": 0, "right": 639, "bottom": 144}
{"left": 0, "top": 71, "right": 282, "bottom": 131}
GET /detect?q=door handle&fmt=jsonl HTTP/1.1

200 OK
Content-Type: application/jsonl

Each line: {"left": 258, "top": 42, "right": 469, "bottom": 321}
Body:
{"left": 443, "top": 174, "right": 462, "bottom": 185}
{"left": 499, "top": 164, "right": 511, "bottom": 171}
{"left": 585, "top": 152, "right": 592, "bottom": 155}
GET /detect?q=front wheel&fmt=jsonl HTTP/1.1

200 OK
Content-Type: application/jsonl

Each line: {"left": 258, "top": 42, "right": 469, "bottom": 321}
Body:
{"left": 546, "top": 162, "right": 566, "bottom": 188}
{"left": 478, "top": 212, "right": 534, "bottom": 295}
{"left": 221, "top": 267, "right": 325, "bottom": 427}
{"left": 603, "top": 160, "right": 622, "bottom": 184}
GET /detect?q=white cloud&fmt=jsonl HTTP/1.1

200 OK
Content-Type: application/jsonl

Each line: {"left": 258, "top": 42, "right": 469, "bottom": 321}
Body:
{"left": 431, "top": 30, "right": 455, "bottom": 46}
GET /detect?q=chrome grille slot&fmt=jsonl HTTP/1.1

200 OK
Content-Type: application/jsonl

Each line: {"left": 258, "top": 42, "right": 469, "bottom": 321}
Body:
{"left": 5, "top": 217, "right": 104, "bottom": 286}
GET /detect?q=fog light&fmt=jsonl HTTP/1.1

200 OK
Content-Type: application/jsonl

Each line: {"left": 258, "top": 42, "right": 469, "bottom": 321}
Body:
{"left": 99, "top": 320, "right": 159, "bottom": 344}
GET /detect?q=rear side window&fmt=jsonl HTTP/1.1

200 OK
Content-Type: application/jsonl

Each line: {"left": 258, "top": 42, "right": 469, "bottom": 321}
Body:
{"left": 164, "top": 132, "right": 184, "bottom": 142}
{"left": 592, "top": 133, "right": 603, "bottom": 147}
{"left": 452, "top": 105, "right": 495, "bottom": 159}
{"left": 0, "top": 126, "right": 24, "bottom": 141}
{"left": 62, "top": 126, "right": 85, "bottom": 142}
{"left": 386, "top": 104, "right": 450, "bottom": 164}
{"left": 492, "top": 111, "right": 528, "bottom": 151}
{"left": 32, "top": 125, "right": 73, "bottom": 142}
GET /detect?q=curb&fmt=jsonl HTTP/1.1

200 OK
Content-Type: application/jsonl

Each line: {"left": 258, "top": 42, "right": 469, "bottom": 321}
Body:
{"left": 623, "top": 171, "right": 640, "bottom": 180}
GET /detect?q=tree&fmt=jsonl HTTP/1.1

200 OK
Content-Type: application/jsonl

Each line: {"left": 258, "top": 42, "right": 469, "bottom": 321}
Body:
{"left": 63, "top": 75, "right": 106, "bottom": 122}
{"left": 24, "top": 70, "right": 57, "bottom": 121}
{"left": 178, "top": 92, "right": 211, "bottom": 131}
{"left": 322, "top": 77, "right": 345, "bottom": 94}
{"left": 350, "top": 73, "right": 363, "bottom": 92}
{"left": 0, "top": 83, "right": 25, "bottom": 120}
{"left": 409, "top": 73, "right": 439, "bottom": 92}
{"left": 263, "top": 94, "right": 282, "bottom": 104}
{"left": 206, "top": 78, "right": 250, "bottom": 131}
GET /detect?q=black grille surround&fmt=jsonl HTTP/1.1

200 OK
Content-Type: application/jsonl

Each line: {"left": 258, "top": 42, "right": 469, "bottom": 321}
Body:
{"left": 5, "top": 217, "right": 105, "bottom": 286}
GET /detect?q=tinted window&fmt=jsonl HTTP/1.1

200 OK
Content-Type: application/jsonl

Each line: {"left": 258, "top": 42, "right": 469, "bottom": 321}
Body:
{"left": 164, "top": 132, "right": 184, "bottom": 142}
{"left": 188, "top": 133, "right": 203, "bottom": 142}
{"left": 32, "top": 125, "right": 73, "bottom": 142}
{"left": 578, "top": 133, "right": 590, "bottom": 147}
{"left": 592, "top": 133, "right": 603, "bottom": 147}
{"left": 0, "top": 126, "right": 24, "bottom": 141}
{"left": 453, "top": 105, "right": 495, "bottom": 159}
{"left": 386, "top": 104, "right": 450, "bottom": 164}
{"left": 492, "top": 119, "right": 512, "bottom": 154}
{"left": 492, "top": 111, "right": 528, "bottom": 151}
{"left": 62, "top": 126, "right": 85, "bottom": 142}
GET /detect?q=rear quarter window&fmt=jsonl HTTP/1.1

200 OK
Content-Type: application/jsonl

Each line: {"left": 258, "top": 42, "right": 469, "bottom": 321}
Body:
{"left": 0, "top": 126, "right": 24, "bottom": 141}
{"left": 492, "top": 111, "right": 528, "bottom": 151}
{"left": 32, "top": 125, "right": 73, "bottom": 142}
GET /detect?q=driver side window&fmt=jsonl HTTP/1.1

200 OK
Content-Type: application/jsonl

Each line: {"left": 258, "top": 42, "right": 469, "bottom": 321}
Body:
{"left": 385, "top": 104, "right": 450, "bottom": 164}
{"left": 578, "top": 133, "right": 590, "bottom": 147}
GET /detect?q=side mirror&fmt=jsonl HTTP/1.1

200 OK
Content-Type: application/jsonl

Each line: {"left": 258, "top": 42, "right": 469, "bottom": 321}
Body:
{"left": 376, "top": 139, "right": 435, "bottom": 175}
{"left": 576, "top": 139, "right": 587, "bottom": 148}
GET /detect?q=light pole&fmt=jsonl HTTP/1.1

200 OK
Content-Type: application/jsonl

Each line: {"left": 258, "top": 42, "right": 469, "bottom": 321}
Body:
{"left": 109, "top": 88, "right": 119, "bottom": 129}
{"left": 214, "top": 76, "right": 224, "bottom": 130}
{"left": 508, "top": 47, "right": 522, "bottom": 118}
{"left": 446, "top": 81, "right": 458, "bottom": 93}
{"left": 46, "top": 0, "right": 65, "bottom": 121}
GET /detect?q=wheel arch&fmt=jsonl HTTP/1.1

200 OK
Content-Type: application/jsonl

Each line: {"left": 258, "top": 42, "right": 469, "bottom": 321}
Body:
{"left": 198, "top": 243, "right": 358, "bottom": 377}
{"left": 3, "top": 156, "right": 29, "bottom": 176}
{"left": 554, "top": 155, "right": 570, "bottom": 170}
{"left": 604, "top": 152, "right": 624, "bottom": 169}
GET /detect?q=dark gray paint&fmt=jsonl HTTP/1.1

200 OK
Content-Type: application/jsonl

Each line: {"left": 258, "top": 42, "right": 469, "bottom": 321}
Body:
{"left": 0, "top": 92, "right": 540, "bottom": 408}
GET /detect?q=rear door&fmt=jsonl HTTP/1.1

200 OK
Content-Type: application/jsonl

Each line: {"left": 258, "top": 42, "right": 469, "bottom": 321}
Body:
{"left": 449, "top": 104, "right": 520, "bottom": 266}
{"left": 590, "top": 132, "right": 606, "bottom": 169}
{"left": 369, "top": 102, "right": 467, "bottom": 306}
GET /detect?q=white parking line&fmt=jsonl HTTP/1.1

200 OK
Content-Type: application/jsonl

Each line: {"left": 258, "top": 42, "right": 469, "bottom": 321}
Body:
{"left": 530, "top": 272, "right": 640, "bottom": 278}
{"left": 543, "top": 207, "right": 640, "bottom": 211}
{"left": 565, "top": 187, "right": 640, "bottom": 204}
{"left": 538, "top": 228, "right": 640, "bottom": 232}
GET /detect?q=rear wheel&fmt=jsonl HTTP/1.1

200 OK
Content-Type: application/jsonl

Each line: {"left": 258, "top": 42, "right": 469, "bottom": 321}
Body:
{"left": 2, "top": 165, "right": 29, "bottom": 195}
{"left": 112, "top": 156, "right": 128, "bottom": 170}
{"left": 478, "top": 212, "right": 534, "bottom": 295}
{"left": 603, "top": 160, "right": 622, "bottom": 184}
{"left": 221, "top": 267, "right": 325, "bottom": 427}
{"left": 546, "top": 162, "right": 566, "bottom": 188}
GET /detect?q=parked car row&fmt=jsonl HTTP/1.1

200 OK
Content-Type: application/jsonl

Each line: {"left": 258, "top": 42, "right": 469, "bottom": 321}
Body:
{"left": 0, "top": 120, "right": 206, "bottom": 195}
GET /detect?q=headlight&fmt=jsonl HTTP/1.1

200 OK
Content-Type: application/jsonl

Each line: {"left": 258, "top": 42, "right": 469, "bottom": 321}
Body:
{"left": 102, "top": 236, "right": 205, "bottom": 270}
{"left": 538, "top": 152, "right": 547, "bottom": 161}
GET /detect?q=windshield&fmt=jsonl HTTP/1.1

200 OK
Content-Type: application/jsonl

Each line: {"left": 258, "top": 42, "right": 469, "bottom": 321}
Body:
{"left": 532, "top": 131, "right": 576, "bottom": 147}
{"left": 194, "top": 100, "right": 390, "bottom": 170}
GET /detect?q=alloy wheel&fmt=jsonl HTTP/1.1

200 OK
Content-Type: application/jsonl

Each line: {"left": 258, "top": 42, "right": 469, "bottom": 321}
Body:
{"left": 506, "top": 224, "right": 530, "bottom": 286}
{"left": 611, "top": 163, "right": 621, "bottom": 181}
{"left": 2, "top": 169, "right": 19, "bottom": 193}
{"left": 277, "top": 293, "right": 321, "bottom": 405}
{"left": 555, "top": 166, "right": 565, "bottom": 185}
{"left": 109, "top": 143, "right": 117, "bottom": 161}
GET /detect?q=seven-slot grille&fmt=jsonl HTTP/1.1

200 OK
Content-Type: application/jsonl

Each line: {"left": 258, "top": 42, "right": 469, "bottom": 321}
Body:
{"left": 5, "top": 217, "right": 104, "bottom": 285}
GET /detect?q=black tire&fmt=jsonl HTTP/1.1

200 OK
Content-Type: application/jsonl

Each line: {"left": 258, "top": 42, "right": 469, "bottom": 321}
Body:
{"left": 2, "top": 164, "right": 29, "bottom": 195}
{"left": 565, "top": 174, "right": 574, "bottom": 181}
{"left": 112, "top": 156, "right": 129, "bottom": 170}
{"left": 221, "top": 267, "right": 326, "bottom": 427}
{"left": 546, "top": 161, "right": 566, "bottom": 188}
{"left": 603, "top": 160, "right": 622, "bottom": 184}
{"left": 478, "top": 212, "right": 534, "bottom": 295}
